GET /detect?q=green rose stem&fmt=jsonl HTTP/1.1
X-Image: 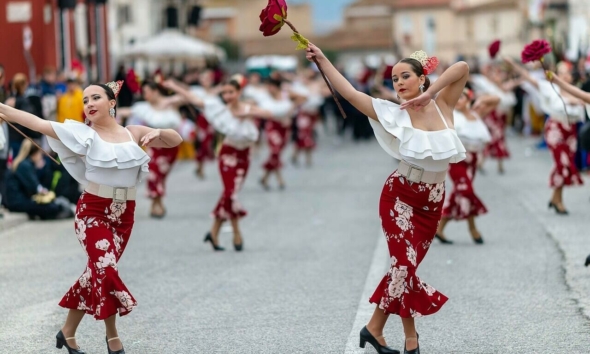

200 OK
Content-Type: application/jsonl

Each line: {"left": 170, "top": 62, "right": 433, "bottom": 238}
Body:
{"left": 283, "top": 19, "right": 347, "bottom": 119}
{"left": 539, "top": 57, "right": 570, "bottom": 121}
{"left": 0, "top": 116, "right": 60, "bottom": 165}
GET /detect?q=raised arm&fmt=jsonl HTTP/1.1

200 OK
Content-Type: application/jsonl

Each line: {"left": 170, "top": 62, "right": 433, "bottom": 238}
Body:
{"left": 0, "top": 102, "right": 57, "bottom": 139}
{"left": 306, "top": 43, "right": 377, "bottom": 120}
{"left": 548, "top": 72, "right": 590, "bottom": 104}
{"left": 400, "top": 61, "right": 469, "bottom": 113}
{"left": 504, "top": 56, "right": 539, "bottom": 89}
{"left": 431, "top": 62, "right": 470, "bottom": 111}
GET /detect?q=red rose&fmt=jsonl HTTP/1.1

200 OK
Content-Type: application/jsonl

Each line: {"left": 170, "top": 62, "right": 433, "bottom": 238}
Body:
{"left": 259, "top": 0, "right": 288, "bottom": 37}
{"left": 521, "top": 39, "right": 552, "bottom": 63}
{"left": 488, "top": 40, "right": 501, "bottom": 59}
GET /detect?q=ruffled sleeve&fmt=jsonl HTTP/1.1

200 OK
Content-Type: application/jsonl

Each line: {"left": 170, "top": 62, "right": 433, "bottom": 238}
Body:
{"left": 47, "top": 120, "right": 150, "bottom": 186}
{"left": 368, "top": 98, "right": 466, "bottom": 163}
{"left": 202, "top": 97, "right": 259, "bottom": 143}
{"left": 129, "top": 102, "right": 182, "bottom": 129}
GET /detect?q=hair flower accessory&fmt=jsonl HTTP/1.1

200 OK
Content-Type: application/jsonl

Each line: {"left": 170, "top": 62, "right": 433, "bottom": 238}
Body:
{"left": 105, "top": 80, "right": 124, "bottom": 98}
{"left": 409, "top": 50, "right": 439, "bottom": 75}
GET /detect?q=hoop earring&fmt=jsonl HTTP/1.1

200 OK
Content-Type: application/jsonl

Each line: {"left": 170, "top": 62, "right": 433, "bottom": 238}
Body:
{"left": 109, "top": 108, "right": 116, "bottom": 117}
{"left": 419, "top": 84, "right": 425, "bottom": 93}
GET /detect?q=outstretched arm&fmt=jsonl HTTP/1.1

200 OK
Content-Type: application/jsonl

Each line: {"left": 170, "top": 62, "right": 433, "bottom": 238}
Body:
{"left": 161, "top": 80, "right": 205, "bottom": 109}
{"left": 126, "top": 125, "right": 182, "bottom": 148}
{"left": 0, "top": 102, "right": 57, "bottom": 139}
{"left": 306, "top": 43, "right": 377, "bottom": 120}
{"left": 548, "top": 72, "right": 590, "bottom": 104}
{"left": 472, "top": 94, "right": 500, "bottom": 118}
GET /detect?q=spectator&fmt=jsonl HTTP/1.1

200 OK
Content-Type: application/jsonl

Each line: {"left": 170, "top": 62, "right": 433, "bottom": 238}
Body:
{"left": 56, "top": 78, "right": 84, "bottom": 123}
{"left": 4, "top": 140, "right": 74, "bottom": 220}
{"left": 39, "top": 67, "right": 59, "bottom": 122}
{"left": 5, "top": 73, "right": 42, "bottom": 155}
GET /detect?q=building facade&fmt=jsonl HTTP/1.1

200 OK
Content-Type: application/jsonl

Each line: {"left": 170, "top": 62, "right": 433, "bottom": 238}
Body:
{"left": 0, "top": 0, "right": 110, "bottom": 84}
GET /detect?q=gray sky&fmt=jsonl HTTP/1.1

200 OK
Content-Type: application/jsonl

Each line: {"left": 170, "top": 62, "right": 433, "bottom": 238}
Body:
{"left": 290, "top": 0, "right": 356, "bottom": 34}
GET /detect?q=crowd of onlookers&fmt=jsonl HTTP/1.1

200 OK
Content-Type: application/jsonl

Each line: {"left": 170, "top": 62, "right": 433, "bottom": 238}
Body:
{"left": 0, "top": 65, "right": 84, "bottom": 221}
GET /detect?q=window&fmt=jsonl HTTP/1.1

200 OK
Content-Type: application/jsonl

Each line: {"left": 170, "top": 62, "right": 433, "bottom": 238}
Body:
{"left": 117, "top": 5, "right": 132, "bottom": 27}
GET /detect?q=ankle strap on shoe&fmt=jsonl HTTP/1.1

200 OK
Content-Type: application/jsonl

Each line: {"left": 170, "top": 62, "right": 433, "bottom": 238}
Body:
{"left": 107, "top": 337, "right": 120, "bottom": 342}
{"left": 65, "top": 336, "right": 76, "bottom": 341}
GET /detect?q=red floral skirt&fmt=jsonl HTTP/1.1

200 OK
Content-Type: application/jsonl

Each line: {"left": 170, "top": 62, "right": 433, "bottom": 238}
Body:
{"left": 442, "top": 152, "right": 488, "bottom": 220}
{"left": 544, "top": 119, "right": 584, "bottom": 188}
{"left": 147, "top": 146, "right": 180, "bottom": 198}
{"left": 369, "top": 170, "right": 448, "bottom": 318}
{"left": 212, "top": 144, "right": 250, "bottom": 220}
{"left": 295, "top": 111, "right": 317, "bottom": 150}
{"left": 195, "top": 114, "right": 216, "bottom": 163}
{"left": 263, "top": 120, "right": 289, "bottom": 171}
{"left": 484, "top": 110, "right": 510, "bottom": 159}
{"left": 59, "top": 192, "right": 137, "bottom": 320}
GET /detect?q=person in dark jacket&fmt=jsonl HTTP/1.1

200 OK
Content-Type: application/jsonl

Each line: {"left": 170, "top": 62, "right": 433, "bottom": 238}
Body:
{"left": 5, "top": 140, "right": 73, "bottom": 220}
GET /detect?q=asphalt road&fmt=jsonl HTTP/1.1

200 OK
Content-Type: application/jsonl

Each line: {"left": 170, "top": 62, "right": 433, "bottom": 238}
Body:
{"left": 1, "top": 132, "right": 589, "bottom": 354}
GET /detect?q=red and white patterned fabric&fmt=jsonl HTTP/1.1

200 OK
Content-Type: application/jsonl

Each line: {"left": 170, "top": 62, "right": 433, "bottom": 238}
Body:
{"left": 263, "top": 120, "right": 289, "bottom": 171}
{"left": 195, "top": 113, "right": 216, "bottom": 163}
{"left": 483, "top": 110, "right": 510, "bottom": 159}
{"left": 442, "top": 152, "right": 487, "bottom": 220}
{"left": 295, "top": 111, "right": 318, "bottom": 150}
{"left": 369, "top": 170, "right": 449, "bottom": 318}
{"left": 147, "top": 146, "right": 180, "bottom": 198}
{"left": 545, "top": 119, "right": 584, "bottom": 188}
{"left": 59, "top": 192, "right": 137, "bottom": 320}
{"left": 212, "top": 144, "right": 250, "bottom": 220}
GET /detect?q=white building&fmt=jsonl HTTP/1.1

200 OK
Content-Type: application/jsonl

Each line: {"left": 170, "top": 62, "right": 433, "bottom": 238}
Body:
{"left": 107, "top": 0, "right": 163, "bottom": 76}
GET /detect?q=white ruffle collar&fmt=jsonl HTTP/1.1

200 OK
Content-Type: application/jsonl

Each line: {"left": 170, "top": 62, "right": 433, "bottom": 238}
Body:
{"left": 47, "top": 120, "right": 150, "bottom": 185}
{"left": 130, "top": 101, "right": 182, "bottom": 129}
{"left": 369, "top": 98, "right": 466, "bottom": 163}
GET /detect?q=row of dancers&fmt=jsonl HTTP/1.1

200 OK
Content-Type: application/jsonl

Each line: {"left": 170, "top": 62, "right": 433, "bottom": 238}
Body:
{"left": 0, "top": 43, "right": 588, "bottom": 354}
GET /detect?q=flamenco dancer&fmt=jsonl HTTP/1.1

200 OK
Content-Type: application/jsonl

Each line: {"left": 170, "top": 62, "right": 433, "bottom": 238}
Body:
{"left": 291, "top": 69, "right": 326, "bottom": 167}
{"left": 121, "top": 80, "right": 183, "bottom": 218}
{"left": 537, "top": 69, "right": 590, "bottom": 265}
{"left": 191, "top": 70, "right": 218, "bottom": 179}
{"left": 506, "top": 58, "right": 586, "bottom": 215}
{"left": 306, "top": 43, "right": 467, "bottom": 354}
{"left": 164, "top": 76, "right": 277, "bottom": 251}
{"left": 470, "top": 63, "right": 518, "bottom": 174}
{"left": 436, "top": 88, "right": 497, "bottom": 245}
{"left": 0, "top": 81, "right": 182, "bottom": 354}
{"left": 259, "top": 78, "right": 295, "bottom": 190}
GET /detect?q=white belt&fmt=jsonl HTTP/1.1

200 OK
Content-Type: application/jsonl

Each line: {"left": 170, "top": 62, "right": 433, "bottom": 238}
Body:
{"left": 398, "top": 160, "right": 447, "bottom": 184}
{"left": 85, "top": 182, "right": 136, "bottom": 202}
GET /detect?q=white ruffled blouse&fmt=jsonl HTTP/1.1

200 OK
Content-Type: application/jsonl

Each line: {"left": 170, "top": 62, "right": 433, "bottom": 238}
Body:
{"left": 202, "top": 96, "right": 259, "bottom": 149}
{"left": 369, "top": 98, "right": 466, "bottom": 171}
{"left": 47, "top": 120, "right": 150, "bottom": 188}
{"left": 537, "top": 80, "right": 589, "bottom": 124}
{"left": 130, "top": 101, "right": 182, "bottom": 130}
{"left": 453, "top": 110, "right": 492, "bottom": 152}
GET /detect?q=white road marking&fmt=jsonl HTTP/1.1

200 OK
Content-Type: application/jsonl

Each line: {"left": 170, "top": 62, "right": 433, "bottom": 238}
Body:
{"left": 344, "top": 232, "right": 388, "bottom": 353}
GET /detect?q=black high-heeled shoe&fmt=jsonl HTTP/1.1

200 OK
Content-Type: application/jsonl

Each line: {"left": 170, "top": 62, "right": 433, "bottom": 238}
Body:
{"left": 359, "top": 326, "right": 400, "bottom": 354}
{"left": 234, "top": 242, "right": 243, "bottom": 252}
{"left": 56, "top": 330, "right": 86, "bottom": 354}
{"left": 404, "top": 334, "right": 420, "bottom": 354}
{"left": 548, "top": 202, "right": 568, "bottom": 215}
{"left": 585, "top": 254, "right": 590, "bottom": 267}
{"left": 435, "top": 234, "right": 453, "bottom": 244}
{"left": 204, "top": 232, "right": 225, "bottom": 251}
{"left": 106, "top": 336, "right": 125, "bottom": 354}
